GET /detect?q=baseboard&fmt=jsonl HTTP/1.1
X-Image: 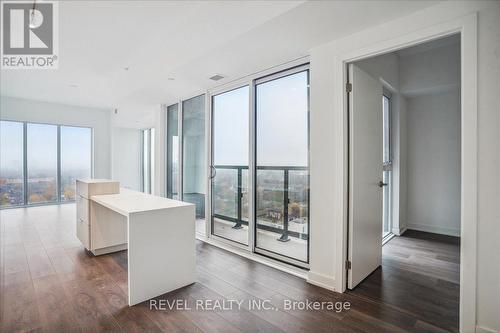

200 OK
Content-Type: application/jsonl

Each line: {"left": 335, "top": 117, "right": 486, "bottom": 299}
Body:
{"left": 307, "top": 271, "right": 336, "bottom": 292}
{"left": 91, "top": 243, "right": 127, "bottom": 256}
{"left": 406, "top": 222, "right": 460, "bottom": 237}
{"left": 391, "top": 226, "right": 407, "bottom": 236}
{"left": 476, "top": 325, "right": 499, "bottom": 333}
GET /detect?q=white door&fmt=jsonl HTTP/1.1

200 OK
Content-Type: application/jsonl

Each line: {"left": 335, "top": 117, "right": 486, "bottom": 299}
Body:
{"left": 347, "top": 64, "right": 384, "bottom": 289}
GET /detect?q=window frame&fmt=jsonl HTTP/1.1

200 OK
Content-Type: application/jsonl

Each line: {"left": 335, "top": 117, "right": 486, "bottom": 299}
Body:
{"left": 253, "top": 64, "right": 311, "bottom": 268}
{"left": 163, "top": 60, "right": 311, "bottom": 269}
{"left": 0, "top": 120, "right": 93, "bottom": 209}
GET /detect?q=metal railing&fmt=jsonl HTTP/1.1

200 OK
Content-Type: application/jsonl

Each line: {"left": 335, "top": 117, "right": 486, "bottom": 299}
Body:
{"left": 212, "top": 165, "right": 309, "bottom": 241}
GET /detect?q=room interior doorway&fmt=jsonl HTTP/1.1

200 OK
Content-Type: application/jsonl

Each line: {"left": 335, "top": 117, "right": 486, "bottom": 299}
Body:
{"left": 346, "top": 34, "right": 462, "bottom": 332}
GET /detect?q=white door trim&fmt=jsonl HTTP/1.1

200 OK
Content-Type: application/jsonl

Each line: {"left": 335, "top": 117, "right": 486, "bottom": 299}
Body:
{"left": 334, "top": 13, "right": 477, "bottom": 333}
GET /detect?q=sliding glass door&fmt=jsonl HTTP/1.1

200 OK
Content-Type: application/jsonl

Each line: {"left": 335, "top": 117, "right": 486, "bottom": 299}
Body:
{"left": 211, "top": 86, "right": 250, "bottom": 245}
{"left": 254, "top": 68, "right": 310, "bottom": 264}
{"left": 164, "top": 64, "right": 310, "bottom": 266}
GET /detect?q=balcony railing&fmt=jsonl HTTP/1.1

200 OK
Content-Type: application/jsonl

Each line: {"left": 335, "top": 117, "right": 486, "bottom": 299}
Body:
{"left": 212, "top": 165, "right": 309, "bottom": 242}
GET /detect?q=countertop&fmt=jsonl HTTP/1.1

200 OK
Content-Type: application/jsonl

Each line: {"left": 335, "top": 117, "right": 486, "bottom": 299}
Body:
{"left": 91, "top": 188, "right": 194, "bottom": 216}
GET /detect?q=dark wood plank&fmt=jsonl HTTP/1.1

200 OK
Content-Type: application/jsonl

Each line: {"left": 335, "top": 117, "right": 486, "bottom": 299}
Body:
{"left": 1, "top": 206, "right": 460, "bottom": 333}
{"left": 347, "top": 230, "right": 460, "bottom": 332}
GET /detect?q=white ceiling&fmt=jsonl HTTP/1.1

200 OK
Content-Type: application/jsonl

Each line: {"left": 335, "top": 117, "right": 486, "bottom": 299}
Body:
{"left": 0, "top": 0, "right": 440, "bottom": 128}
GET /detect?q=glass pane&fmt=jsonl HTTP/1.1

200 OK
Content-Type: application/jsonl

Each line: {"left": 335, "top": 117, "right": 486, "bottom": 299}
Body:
{"left": 0, "top": 121, "right": 24, "bottom": 207}
{"left": 241, "top": 169, "right": 249, "bottom": 222}
{"left": 213, "top": 168, "right": 238, "bottom": 219}
{"left": 255, "top": 70, "right": 309, "bottom": 263}
{"left": 60, "top": 126, "right": 92, "bottom": 201}
{"left": 211, "top": 86, "right": 249, "bottom": 245}
{"left": 166, "top": 104, "right": 179, "bottom": 199}
{"left": 27, "top": 123, "right": 58, "bottom": 204}
{"left": 142, "top": 129, "right": 150, "bottom": 194}
{"left": 256, "top": 169, "right": 284, "bottom": 227}
{"left": 182, "top": 95, "right": 206, "bottom": 222}
{"left": 382, "top": 170, "right": 391, "bottom": 238}
{"left": 288, "top": 170, "right": 309, "bottom": 238}
{"left": 383, "top": 95, "right": 391, "bottom": 163}
{"left": 256, "top": 72, "right": 308, "bottom": 167}
{"left": 150, "top": 128, "right": 155, "bottom": 193}
{"left": 382, "top": 95, "right": 392, "bottom": 238}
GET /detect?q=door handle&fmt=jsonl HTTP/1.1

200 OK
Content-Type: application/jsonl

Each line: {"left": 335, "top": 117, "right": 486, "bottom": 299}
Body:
{"left": 210, "top": 166, "right": 217, "bottom": 179}
{"left": 379, "top": 181, "right": 388, "bottom": 187}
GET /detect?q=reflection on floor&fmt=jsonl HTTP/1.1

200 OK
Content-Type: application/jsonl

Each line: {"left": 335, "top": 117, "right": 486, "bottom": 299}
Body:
{"left": 1, "top": 204, "right": 462, "bottom": 332}
{"left": 196, "top": 218, "right": 308, "bottom": 262}
{"left": 348, "top": 230, "right": 460, "bottom": 332}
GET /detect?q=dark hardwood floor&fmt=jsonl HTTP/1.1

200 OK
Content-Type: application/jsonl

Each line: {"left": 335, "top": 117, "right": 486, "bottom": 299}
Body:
{"left": 1, "top": 205, "right": 459, "bottom": 332}
{"left": 348, "top": 230, "right": 460, "bottom": 333}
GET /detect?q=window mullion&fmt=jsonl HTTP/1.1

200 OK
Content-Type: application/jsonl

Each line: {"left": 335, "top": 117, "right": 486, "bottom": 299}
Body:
{"left": 57, "top": 125, "right": 62, "bottom": 202}
{"left": 23, "top": 122, "right": 28, "bottom": 205}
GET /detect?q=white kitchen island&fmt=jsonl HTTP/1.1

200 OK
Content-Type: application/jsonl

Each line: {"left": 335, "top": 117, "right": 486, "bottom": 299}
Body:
{"left": 76, "top": 180, "right": 196, "bottom": 306}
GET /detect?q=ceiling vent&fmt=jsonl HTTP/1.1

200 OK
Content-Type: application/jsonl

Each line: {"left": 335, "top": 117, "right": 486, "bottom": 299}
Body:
{"left": 209, "top": 74, "right": 225, "bottom": 81}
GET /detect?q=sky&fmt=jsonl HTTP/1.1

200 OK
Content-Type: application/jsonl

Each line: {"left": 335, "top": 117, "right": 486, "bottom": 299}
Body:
{"left": 0, "top": 121, "right": 91, "bottom": 177}
{"left": 213, "top": 71, "right": 309, "bottom": 167}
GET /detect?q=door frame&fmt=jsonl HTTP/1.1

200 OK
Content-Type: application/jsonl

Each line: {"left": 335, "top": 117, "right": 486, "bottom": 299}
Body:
{"left": 335, "top": 13, "right": 477, "bottom": 333}
{"left": 207, "top": 79, "right": 255, "bottom": 252}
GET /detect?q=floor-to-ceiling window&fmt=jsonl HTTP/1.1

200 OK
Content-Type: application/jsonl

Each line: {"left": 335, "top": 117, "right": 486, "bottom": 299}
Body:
{"left": 141, "top": 128, "right": 155, "bottom": 194}
{"left": 27, "top": 123, "right": 59, "bottom": 204}
{"left": 255, "top": 67, "right": 310, "bottom": 264}
{"left": 166, "top": 104, "right": 179, "bottom": 199}
{"left": 382, "top": 94, "right": 392, "bottom": 240}
{"left": 60, "top": 126, "right": 92, "bottom": 201}
{"left": 211, "top": 86, "right": 250, "bottom": 245}
{"left": 0, "top": 120, "right": 92, "bottom": 208}
{"left": 182, "top": 95, "right": 206, "bottom": 230}
{"left": 164, "top": 65, "right": 310, "bottom": 267}
{"left": 0, "top": 121, "right": 24, "bottom": 207}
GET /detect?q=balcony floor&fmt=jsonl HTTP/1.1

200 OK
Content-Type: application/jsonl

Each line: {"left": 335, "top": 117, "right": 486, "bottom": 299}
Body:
{"left": 196, "top": 218, "right": 308, "bottom": 262}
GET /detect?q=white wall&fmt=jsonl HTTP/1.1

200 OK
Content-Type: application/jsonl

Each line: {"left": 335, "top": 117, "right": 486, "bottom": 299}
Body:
{"left": 309, "top": 1, "right": 500, "bottom": 331}
{"left": 111, "top": 127, "right": 141, "bottom": 191}
{"left": 0, "top": 96, "right": 112, "bottom": 179}
{"left": 357, "top": 52, "right": 400, "bottom": 90}
{"left": 400, "top": 41, "right": 460, "bottom": 96}
{"left": 406, "top": 89, "right": 461, "bottom": 236}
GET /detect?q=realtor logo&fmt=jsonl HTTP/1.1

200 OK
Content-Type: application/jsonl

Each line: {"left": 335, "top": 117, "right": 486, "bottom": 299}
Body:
{"left": 1, "top": 1, "right": 59, "bottom": 69}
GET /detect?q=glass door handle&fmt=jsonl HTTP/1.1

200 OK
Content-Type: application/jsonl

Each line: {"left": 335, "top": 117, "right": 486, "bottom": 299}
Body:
{"left": 379, "top": 181, "right": 388, "bottom": 187}
{"left": 210, "top": 166, "right": 217, "bottom": 179}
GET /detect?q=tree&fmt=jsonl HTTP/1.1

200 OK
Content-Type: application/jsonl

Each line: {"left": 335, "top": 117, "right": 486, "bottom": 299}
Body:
{"left": 289, "top": 202, "right": 301, "bottom": 219}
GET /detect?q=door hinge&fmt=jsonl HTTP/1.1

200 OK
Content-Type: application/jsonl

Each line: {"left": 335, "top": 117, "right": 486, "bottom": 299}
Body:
{"left": 346, "top": 83, "right": 352, "bottom": 93}
{"left": 345, "top": 260, "right": 352, "bottom": 270}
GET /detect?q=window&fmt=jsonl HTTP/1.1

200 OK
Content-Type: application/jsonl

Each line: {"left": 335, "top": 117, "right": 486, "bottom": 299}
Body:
{"left": 182, "top": 95, "right": 206, "bottom": 221}
{"left": 211, "top": 86, "right": 250, "bottom": 245}
{"left": 60, "top": 126, "right": 92, "bottom": 201}
{"left": 0, "top": 121, "right": 24, "bottom": 207}
{"left": 0, "top": 121, "right": 92, "bottom": 208}
{"left": 27, "top": 123, "right": 58, "bottom": 204}
{"left": 255, "top": 68, "right": 310, "bottom": 264}
{"left": 164, "top": 64, "right": 310, "bottom": 267}
{"left": 142, "top": 128, "right": 155, "bottom": 194}
{"left": 166, "top": 104, "right": 179, "bottom": 199}
{"left": 382, "top": 95, "right": 392, "bottom": 239}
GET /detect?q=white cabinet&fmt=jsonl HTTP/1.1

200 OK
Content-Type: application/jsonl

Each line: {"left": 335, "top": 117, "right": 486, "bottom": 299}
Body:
{"left": 76, "top": 179, "right": 123, "bottom": 255}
